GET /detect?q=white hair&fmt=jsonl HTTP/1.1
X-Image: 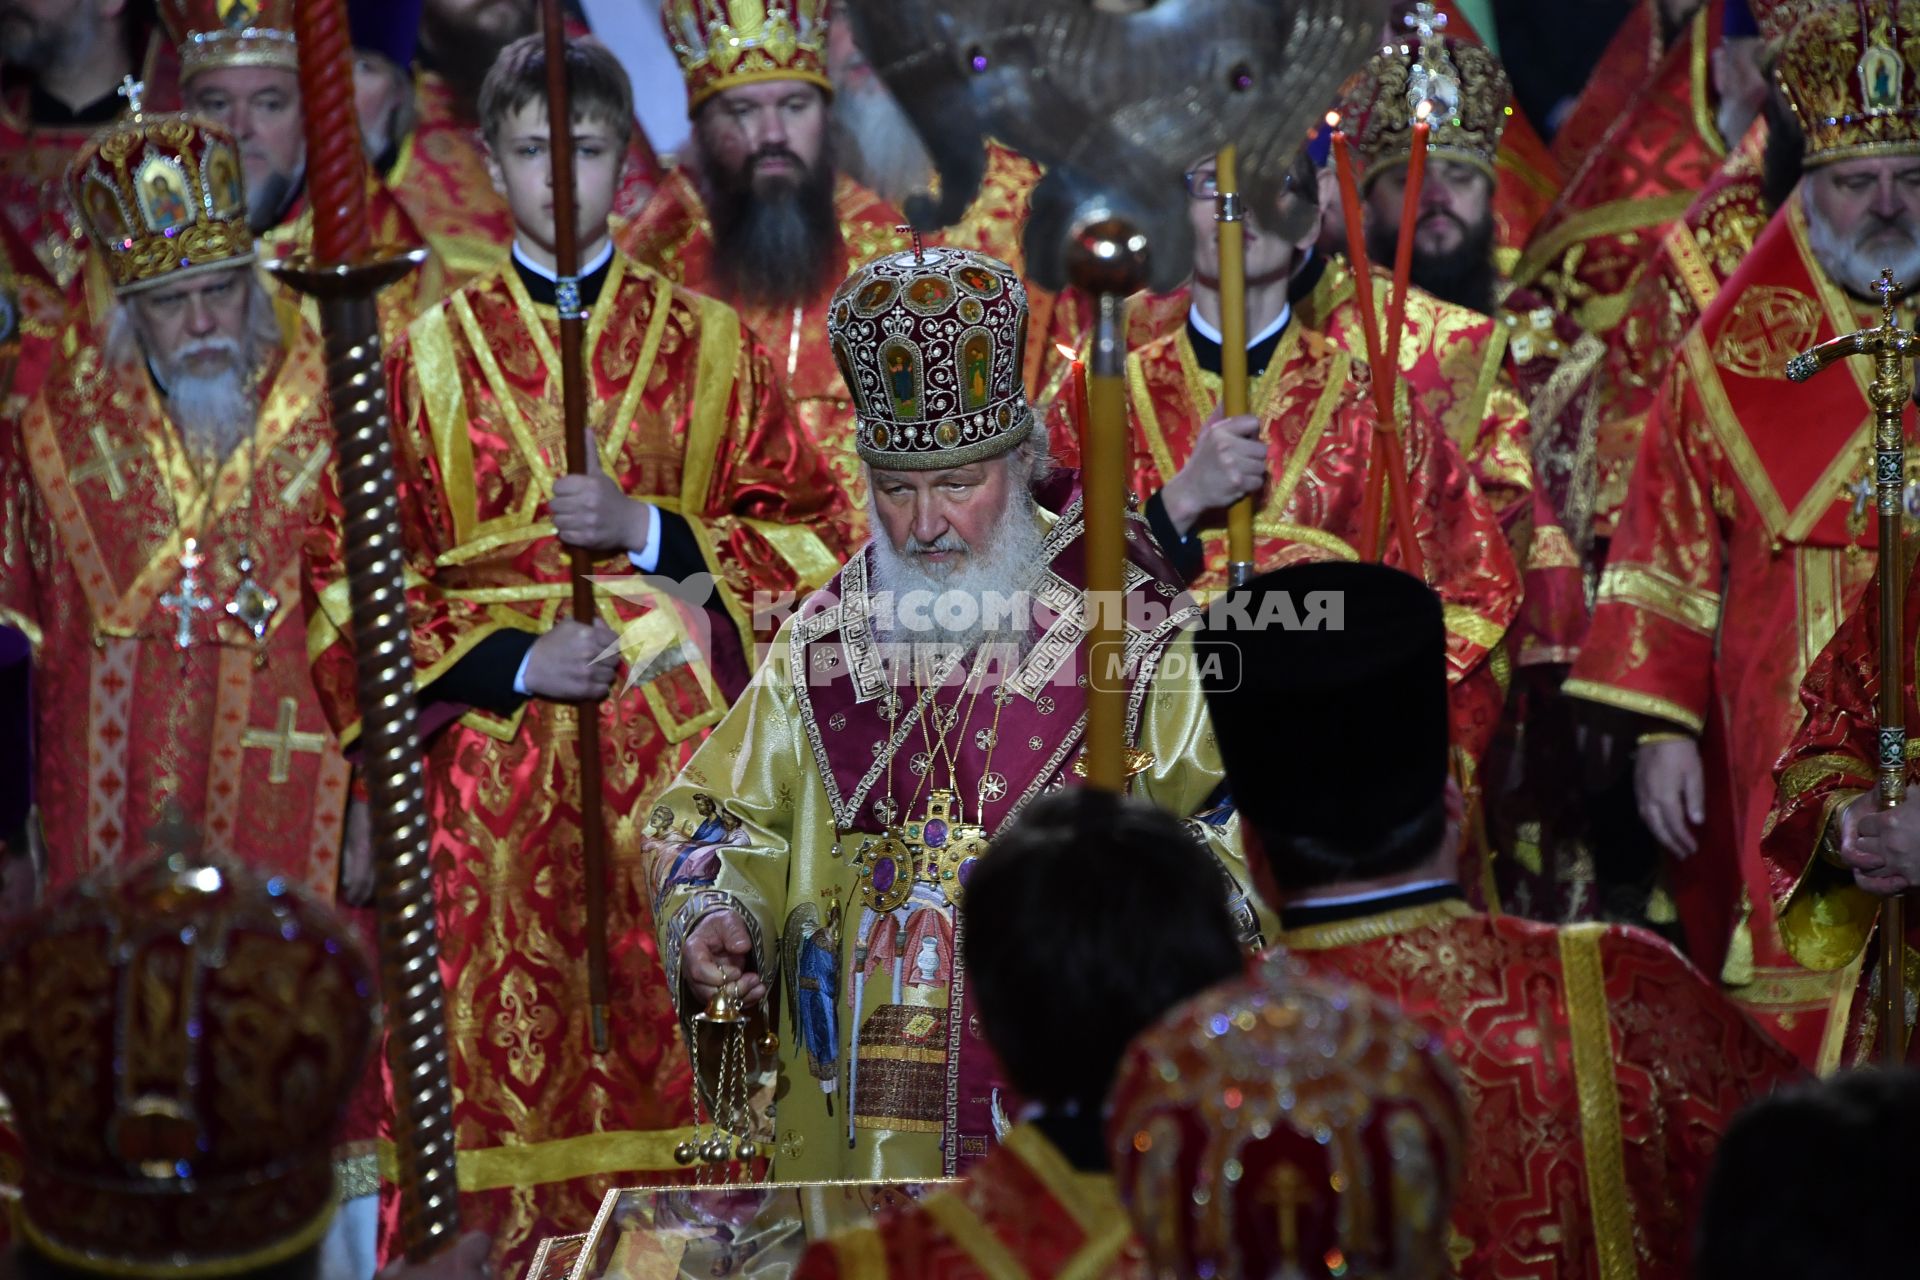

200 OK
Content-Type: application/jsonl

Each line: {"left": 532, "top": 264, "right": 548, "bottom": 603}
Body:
{"left": 866, "top": 434, "right": 1053, "bottom": 655}
{"left": 109, "top": 272, "right": 283, "bottom": 459}
{"left": 1804, "top": 189, "right": 1920, "bottom": 299}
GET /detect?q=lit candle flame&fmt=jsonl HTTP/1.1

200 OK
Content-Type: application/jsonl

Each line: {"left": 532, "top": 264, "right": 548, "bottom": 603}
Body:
{"left": 1324, "top": 109, "right": 1340, "bottom": 129}
{"left": 1414, "top": 98, "right": 1433, "bottom": 121}
{"left": 1055, "top": 342, "right": 1078, "bottom": 361}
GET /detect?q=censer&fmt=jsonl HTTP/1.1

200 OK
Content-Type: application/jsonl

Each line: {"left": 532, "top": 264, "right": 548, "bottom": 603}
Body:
{"left": 675, "top": 981, "right": 776, "bottom": 1179}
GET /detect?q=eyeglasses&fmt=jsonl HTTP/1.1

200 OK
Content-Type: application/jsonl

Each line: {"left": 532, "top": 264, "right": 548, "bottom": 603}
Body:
{"left": 1183, "top": 169, "right": 1219, "bottom": 200}
{"left": 1182, "top": 168, "right": 1308, "bottom": 201}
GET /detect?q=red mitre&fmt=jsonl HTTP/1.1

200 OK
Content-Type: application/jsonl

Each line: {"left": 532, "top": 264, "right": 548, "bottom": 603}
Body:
{"left": 0, "top": 846, "right": 377, "bottom": 1276}
{"left": 1107, "top": 958, "right": 1467, "bottom": 1280}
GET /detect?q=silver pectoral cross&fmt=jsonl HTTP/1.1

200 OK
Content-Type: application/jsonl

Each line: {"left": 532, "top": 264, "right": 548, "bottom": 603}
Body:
{"left": 159, "top": 537, "right": 214, "bottom": 650}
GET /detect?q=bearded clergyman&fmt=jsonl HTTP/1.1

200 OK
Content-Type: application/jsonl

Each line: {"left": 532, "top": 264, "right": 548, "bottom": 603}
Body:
{"left": 0, "top": 103, "right": 351, "bottom": 908}
{"left": 645, "top": 244, "right": 1266, "bottom": 1182}
{"left": 1566, "top": 0, "right": 1920, "bottom": 1071}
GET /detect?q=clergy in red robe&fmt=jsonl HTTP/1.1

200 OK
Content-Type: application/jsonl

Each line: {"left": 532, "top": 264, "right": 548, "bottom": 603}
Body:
{"left": 1203, "top": 561, "right": 1804, "bottom": 1280}
{"left": 302, "top": 35, "right": 853, "bottom": 1271}
{"left": 1513, "top": 0, "right": 1754, "bottom": 335}
{"left": 623, "top": 0, "right": 924, "bottom": 526}
{"left": 794, "top": 790, "right": 1247, "bottom": 1280}
{"left": 0, "top": 109, "right": 349, "bottom": 906}
{"left": 1042, "top": 149, "right": 1519, "bottom": 817}
{"left": 1567, "top": 0, "right": 1920, "bottom": 1068}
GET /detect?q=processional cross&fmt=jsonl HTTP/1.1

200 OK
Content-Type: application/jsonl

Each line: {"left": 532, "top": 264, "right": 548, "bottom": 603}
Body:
{"left": 1787, "top": 266, "right": 1920, "bottom": 1063}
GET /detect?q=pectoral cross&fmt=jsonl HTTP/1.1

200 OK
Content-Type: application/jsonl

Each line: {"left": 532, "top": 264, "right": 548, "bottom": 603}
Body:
{"left": 240, "top": 696, "right": 327, "bottom": 784}
{"left": 71, "top": 423, "right": 143, "bottom": 499}
{"left": 158, "top": 537, "right": 213, "bottom": 650}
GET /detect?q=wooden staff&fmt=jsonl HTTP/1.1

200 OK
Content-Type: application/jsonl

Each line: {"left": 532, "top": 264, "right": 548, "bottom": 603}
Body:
{"left": 1216, "top": 145, "right": 1255, "bottom": 586}
{"left": 1329, "top": 124, "right": 1428, "bottom": 575}
{"left": 273, "top": 0, "right": 460, "bottom": 1258}
{"left": 1068, "top": 219, "right": 1151, "bottom": 790}
{"left": 539, "top": 0, "right": 613, "bottom": 1055}
{"left": 1787, "top": 267, "right": 1918, "bottom": 1065}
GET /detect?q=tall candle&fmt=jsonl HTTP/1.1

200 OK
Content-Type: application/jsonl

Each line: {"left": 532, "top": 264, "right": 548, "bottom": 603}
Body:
{"left": 292, "top": 0, "right": 371, "bottom": 264}
{"left": 1056, "top": 343, "right": 1090, "bottom": 441}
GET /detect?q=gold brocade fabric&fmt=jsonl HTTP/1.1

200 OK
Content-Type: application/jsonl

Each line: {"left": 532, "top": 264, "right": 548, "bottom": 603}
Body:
{"left": 1282, "top": 908, "right": 1804, "bottom": 1280}
{"left": 1047, "top": 320, "right": 1520, "bottom": 765}
{"left": 0, "top": 305, "right": 348, "bottom": 897}
{"left": 794, "top": 1125, "right": 1143, "bottom": 1278}
{"left": 649, "top": 515, "right": 1260, "bottom": 1184}
{"left": 304, "top": 253, "right": 854, "bottom": 1269}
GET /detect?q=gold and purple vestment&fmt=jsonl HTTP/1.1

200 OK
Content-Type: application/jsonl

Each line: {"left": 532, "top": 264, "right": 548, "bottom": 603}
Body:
{"left": 650, "top": 480, "right": 1262, "bottom": 1184}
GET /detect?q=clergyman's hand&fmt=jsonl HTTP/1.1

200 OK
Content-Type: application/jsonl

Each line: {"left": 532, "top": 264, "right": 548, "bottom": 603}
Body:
{"left": 520, "top": 619, "right": 620, "bottom": 702}
{"left": 339, "top": 796, "right": 374, "bottom": 907}
{"left": 1636, "top": 735, "right": 1705, "bottom": 858}
{"left": 684, "top": 909, "right": 767, "bottom": 1007}
{"left": 1844, "top": 792, "right": 1920, "bottom": 896}
{"left": 1159, "top": 412, "right": 1267, "bottom": 536}
{"left": 550, "top": 429, "right": 653, "bottom": 553}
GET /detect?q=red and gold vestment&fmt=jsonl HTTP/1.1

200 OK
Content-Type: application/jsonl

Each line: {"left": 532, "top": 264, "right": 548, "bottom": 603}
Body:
{"left": 0, "top": 303, "right": 348, "bottom": 898}
{"left": 1294, "top": 262, "right": 1589, "bottom": 665}
{"left": 1282, "top": 899, "right": 1803, "bottom": 1280}
{"left": 1762, "top": 553, "right": 1920, "bottom": 1066}
{"left": 1585, "top": 137, "right": 1772, "bottom": 540}
{"left": 1566, "top": 196, "right": 1900, "bottom": 1065}
{"left": 793, "top": 1125, "right": 1143, "bottom": 1280}
{"left": 305, "top": 252, "right": 854, "bottom": 1268}
{"left": 1048, "top": 321, "right": 1519, "bottom": 778}
{"left": 1515, "top": 0, "right": 1732, "bottom": 333}
{"left": 617, "top": 168, "right": 913, "bottom": 526}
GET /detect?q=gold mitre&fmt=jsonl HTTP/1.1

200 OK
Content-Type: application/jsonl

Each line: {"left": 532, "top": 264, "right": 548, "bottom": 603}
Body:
{"left": 66, "top": 79, "right": 256, "bottom": 296}
{"left": 661, "top": 0, "right": 833, "bottom": 115}
{"left": 1338, "top": 3, "right": 1510, "bottom": 185}
{"left": 1776, "top": 0, "right": 1920, "bottom": 165}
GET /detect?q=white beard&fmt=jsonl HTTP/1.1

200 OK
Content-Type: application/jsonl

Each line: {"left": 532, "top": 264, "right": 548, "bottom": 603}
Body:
{"left": 832, "top": 81, "right": 935, "bottom": 209}
{"left": 157, "top": 337, "right": 254, "bottom": 459}
{"left": 1805, "top": 197, "right": 1920, "bottom": 300}
{"left": 868, "top": 490, "right": 1048, "bottom": 657}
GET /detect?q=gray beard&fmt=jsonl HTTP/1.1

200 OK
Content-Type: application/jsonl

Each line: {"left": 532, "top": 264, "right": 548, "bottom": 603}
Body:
{"left": 1805, "top": 198, "right": 1920, "bottom": 300}
{"left": 157, "top": 347, "right": 253, "bottom": 459}
{"left": 832, "top": 82, "right": 934, "bottom": 208}
{"left": 867, "top": 493, "right": 1048, "bottom": 656}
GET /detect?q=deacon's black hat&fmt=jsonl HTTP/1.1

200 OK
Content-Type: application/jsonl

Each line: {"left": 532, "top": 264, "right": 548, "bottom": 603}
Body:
{"left": 1199, "top": 561, "right": 1449, "bottom": 849}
